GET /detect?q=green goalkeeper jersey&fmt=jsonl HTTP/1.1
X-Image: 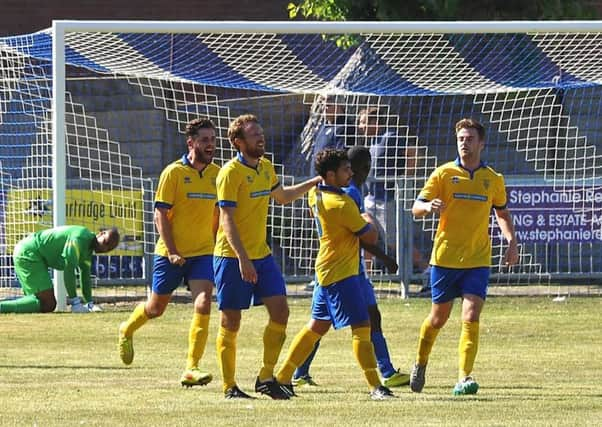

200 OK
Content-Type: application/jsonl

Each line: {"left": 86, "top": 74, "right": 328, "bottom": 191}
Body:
{"left": 18, "top": 225, "right": 96, "bottom": 294}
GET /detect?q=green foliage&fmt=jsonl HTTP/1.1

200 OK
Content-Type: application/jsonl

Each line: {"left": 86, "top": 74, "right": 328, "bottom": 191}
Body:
{"left": 288, "top": 1, "right": 348, "bottom": 21}
{"left": 288, "top": 0, "right": 598, "bottom": 21}
{"left": 287, "top": 0, "right": 598, "bottom": 48}
{"left": 288, "top": 1, "right": 362, "bottom": 48}
{"left": 1, "top": 298, "right": 601, "bottom": 426}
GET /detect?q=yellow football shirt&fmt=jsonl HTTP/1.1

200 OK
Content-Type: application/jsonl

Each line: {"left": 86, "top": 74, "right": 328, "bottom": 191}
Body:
{"left": 214, "top": 153, "right": 279, "bottom": 260}
{"left": 308, "top": 184, "right": 371, "bottom": 286}
{"left": 154, "top": 155, "right": 220, "bottom": 257}
{"left": 418, "top": 159, "right": 507, "bottom": 268}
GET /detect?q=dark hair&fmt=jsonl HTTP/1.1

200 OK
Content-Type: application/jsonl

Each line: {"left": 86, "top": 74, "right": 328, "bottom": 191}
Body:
{"left": 186, "top": 118, "right": 216, "bottom": 138}
{"left": 314, "top": 148, "right": 349, "bottom": 178}
{"left": 95, "top": 227, "right": 120, "bottom": 253}
{"left": 358, "top": 106, "right": 386, "bottom": 127}
{"left": 106, "top": 227, "right": 120, "bottom": 249}
{"left": 347, "top": 145, "right": 371, "bottom": 169}
{"left": 455, "top": 118, "right": 485, "bottom": 140}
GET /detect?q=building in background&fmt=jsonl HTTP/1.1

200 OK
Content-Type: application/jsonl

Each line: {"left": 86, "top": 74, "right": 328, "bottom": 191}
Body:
{"left": 0, "top": 0, "right": 291, "bottom": 36}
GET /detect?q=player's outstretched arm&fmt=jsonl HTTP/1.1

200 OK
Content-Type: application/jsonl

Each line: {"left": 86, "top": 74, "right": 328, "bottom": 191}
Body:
{"left": 271, "top": 176, "right": 322, "bottom": 205}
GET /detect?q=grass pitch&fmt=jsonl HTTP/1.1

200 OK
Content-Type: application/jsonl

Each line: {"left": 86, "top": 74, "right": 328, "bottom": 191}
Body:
{"left": 1, "top": 296, "right": 601, "bottom": 426}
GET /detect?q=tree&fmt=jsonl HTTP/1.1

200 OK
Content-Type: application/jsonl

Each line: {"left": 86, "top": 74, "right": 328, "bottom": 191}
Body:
{"left": 287, "top": 0, "right": 598, "bottom": 21}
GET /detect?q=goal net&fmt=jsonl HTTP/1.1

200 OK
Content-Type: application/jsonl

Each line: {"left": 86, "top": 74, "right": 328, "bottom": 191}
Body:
{"left": 1, "top": 21, "right": 601, "bottom": 305}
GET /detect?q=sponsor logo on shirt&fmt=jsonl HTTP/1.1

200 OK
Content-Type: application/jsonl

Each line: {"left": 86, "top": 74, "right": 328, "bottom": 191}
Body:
{"left": 187, "top": 193, "right": 217, "bottom": 199}
{"left": 250, "top": 190, "right": 271, "bottom": 198}
{"left": 453, "top": 193, "right": 488, "bottom": 202}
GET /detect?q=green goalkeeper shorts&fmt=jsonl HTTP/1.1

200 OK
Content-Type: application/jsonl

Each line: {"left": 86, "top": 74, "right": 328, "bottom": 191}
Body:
{"left": 13, "top": 241, "right": 53, "bottom": 296}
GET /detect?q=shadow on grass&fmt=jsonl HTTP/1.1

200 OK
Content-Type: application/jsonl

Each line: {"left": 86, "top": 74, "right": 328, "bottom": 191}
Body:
{"left": 414, "top": 384, "right": 602, "bottom": 402}
{"left": 426, "top": 384, "right": 545, "bottom": 393}
{"left": 0, "top": 364, "right": 128, "bottom": 370}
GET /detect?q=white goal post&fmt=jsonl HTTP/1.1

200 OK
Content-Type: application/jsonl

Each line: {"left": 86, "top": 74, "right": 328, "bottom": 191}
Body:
{"left": 1, "top": 19, "right": 601, "bottom": 310}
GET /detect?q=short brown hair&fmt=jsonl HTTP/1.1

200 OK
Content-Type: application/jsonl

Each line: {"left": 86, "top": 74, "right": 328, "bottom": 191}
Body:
{"left": 228, "top": 114, "right": 259, "bottom": 149}
{"left": 455, "top": 118, "right": 485, "bottom": 140}
{"left": 185, "top": 118, "right": 216, "bottom": 138}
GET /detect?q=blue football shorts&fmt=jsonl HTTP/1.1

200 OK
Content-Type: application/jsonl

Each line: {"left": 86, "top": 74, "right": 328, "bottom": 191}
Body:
{"left": 214, "top": 255, "right": 286, "bottom": 310}
{"left": 358, "top": 272, "right": 377, "bottom": 306}
{"left": 430, "top": 265, "right": 490, "bottom": 304}
{"left": 151, "top": 255, "right": 214, "bottom": 295}
{"left": 311, "top": 275, "right": 369, "bottom": 330}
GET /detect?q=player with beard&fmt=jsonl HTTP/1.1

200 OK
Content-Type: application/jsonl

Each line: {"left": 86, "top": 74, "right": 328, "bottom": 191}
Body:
{"left": 118, "top": 118, "right": 220, "bottom": 389}
{"left": 291, "top": 146, "right": 409, "bottom": 389}
{"left": 275, "top": 148, "right": 394, "bottom": 401}
{"left": 213, "top": 114, "right": 321, "bottom": 399}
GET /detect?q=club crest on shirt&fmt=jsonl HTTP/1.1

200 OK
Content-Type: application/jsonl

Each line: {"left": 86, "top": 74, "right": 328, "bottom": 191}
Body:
{"left": 246, "top": 175, "right": 254, "bottom": 183}
{"left": 483, "top": 179, "right": 490, "bottom": 190}
{"left": 451, "top": 176, "right": 460, "bottom": 184}
{"left": 184, "top": 176, "right": 192, "bottom": 184}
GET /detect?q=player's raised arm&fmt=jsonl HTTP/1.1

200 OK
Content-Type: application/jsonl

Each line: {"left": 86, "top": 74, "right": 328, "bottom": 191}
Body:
{"left": 271, "top": 176, "right": 322, "bottom": 205}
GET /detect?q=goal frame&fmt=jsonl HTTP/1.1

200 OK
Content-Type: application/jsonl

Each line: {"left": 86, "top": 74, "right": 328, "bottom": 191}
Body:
{"left": 50, "top": 20, "right": 602, "bottom": 308}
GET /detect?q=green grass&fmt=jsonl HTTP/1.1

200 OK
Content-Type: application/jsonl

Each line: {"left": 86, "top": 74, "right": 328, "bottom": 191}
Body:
{"left": 1, "top": 297, "right": 601, "bottom": 426}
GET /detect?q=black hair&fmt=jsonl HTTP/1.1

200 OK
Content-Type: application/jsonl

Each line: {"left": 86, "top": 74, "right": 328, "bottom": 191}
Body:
{"left": 347, "top": 146, "right": 371, "bottom": 170}
{"left": 186, "top": 117, "right": 216, "bottom": 138}
{"left": 314, "top": 148, "right": 349, "bottom": 179}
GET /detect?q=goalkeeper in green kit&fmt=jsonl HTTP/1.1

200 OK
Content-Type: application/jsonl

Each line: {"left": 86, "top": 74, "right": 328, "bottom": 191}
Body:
{"left": 0, "top": 225, "right": 120, "bottom": 313}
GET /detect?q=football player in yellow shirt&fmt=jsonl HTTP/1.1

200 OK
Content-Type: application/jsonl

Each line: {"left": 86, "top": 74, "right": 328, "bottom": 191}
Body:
{"left": 118, "top": 118, "right": 220, "bottom": 389}
{"left": 292, "top": 146, "right": 409, "bottom": 388}
{"left": 213, "top": 114, "right": 321, "bottom": 400}
{"left": 276, "top": 148, "right": 395, "bottom": 401}
{"left": 410, "top": 118, "right": 519, "bottom": 395}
